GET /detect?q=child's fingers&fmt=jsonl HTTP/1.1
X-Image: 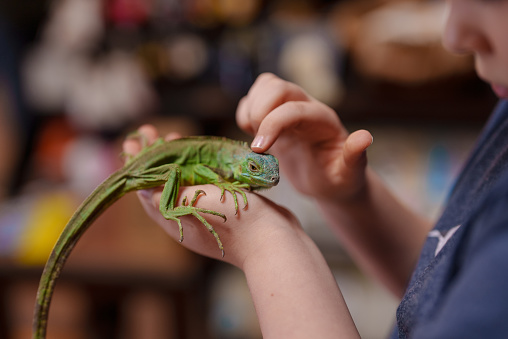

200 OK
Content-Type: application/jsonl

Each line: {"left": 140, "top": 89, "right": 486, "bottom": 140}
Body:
{"left": 343, "top": 130, "right": 373, "bottom": 170}
{"left": 138, "top": 124, "right": 159, "bottom": 145}
{"left": 164, "top": 132, "right": 182, "bottom": 142}
{"left": 122, "top": 138, "right": 142, "bottom": 156}
{"left": 236, "top": 73, "right": 309, "bottom": 137}
{"left": 251, "top": 100, "right": 343, "bottom": 153}
{"left": 236, "top": 96, "right": 255, "bottom": 135}
{"left": 249, "top": 101, "right": 306, "bottom": 152}
{"left": 122, "top": 124, "right": 160, "bottom": 157}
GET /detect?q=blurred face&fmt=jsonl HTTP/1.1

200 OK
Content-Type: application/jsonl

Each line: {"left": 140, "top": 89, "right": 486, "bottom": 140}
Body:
{"left": 443, "top": 0, "right": 508, "bottom": 98}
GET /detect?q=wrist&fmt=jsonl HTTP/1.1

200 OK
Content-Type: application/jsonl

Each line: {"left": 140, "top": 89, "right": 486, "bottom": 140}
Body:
{"left": 314, "top": 184, "right": 368, "bottom": 213}
{"left": 239, "top": 220, "right": 307, "bottom": 270}
{"left": 226, "top": 201, "right": 305, "bottom": 269}
{"left": 238, "top": 216, "right": 359, "bottom": 338}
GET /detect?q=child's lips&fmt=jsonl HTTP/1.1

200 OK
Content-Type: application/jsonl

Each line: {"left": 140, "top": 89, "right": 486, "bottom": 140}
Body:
{"left": 491, "top": 83, "right": 508, "bottom": 99}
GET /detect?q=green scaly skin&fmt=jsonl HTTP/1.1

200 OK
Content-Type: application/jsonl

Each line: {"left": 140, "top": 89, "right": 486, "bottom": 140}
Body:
{"left": 32, "top": 136, "right": 280, "bottom": 339}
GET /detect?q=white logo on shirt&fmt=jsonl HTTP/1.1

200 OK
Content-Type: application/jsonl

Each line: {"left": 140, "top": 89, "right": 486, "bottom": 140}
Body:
{"left": 428, "top": 225, "right": 461, "bottom": 257}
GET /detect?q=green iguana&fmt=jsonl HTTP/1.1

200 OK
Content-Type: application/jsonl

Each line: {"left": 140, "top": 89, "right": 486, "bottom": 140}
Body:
{"left": 32, "top": 135, "right": 280, "bottom": 339}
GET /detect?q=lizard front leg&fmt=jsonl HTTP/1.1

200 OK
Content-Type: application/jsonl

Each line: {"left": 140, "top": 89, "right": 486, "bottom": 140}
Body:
{"left": 193, "top": 164, "right": 249, "bottom": 214}
{"left": 129, "top": 164, "right": 227, "bottom": 256}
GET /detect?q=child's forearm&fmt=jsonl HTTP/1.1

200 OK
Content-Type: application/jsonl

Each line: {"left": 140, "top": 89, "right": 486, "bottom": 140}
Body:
{"left": 241, "top": 224, "right": 360, "bottom": 339}
{"left": 317, "top": 168, "right": 432, "bottom": 297}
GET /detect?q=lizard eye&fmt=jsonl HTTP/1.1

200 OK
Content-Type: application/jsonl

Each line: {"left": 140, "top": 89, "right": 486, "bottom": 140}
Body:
{"left": 248, "top": 161, "right": 260, "bottom": 173}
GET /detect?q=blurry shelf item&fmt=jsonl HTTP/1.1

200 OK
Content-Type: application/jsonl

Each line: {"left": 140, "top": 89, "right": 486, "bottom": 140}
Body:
{"left": 327, "top": 0, "right": 498, "bottom": 124}
{"left": 0, "top": 263, "right": 211, "bottom": 338}
{"left": 332, "top": 1, "right": 472, "bottom": 84}
{"left": 337, "top": 70, "right": 497, "bottom": 124}
{"left": 0, "top": 189, "right": 210, "bottom": 338}
{"left": 19, "top": 0, "right": 497, "bottom": 132}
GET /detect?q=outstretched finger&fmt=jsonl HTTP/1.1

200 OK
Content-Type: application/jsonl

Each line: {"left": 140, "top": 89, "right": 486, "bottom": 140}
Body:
{"left": 251, "top": 100, "right": 342, "bottom": 153}
{"left": 343, "top": 129, "right": 373, "bottom": 170}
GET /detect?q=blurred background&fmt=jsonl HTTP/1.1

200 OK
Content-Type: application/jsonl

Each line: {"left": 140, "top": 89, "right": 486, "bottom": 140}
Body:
{"left": 0, "top": 0, "right": 497, "bottom": 338}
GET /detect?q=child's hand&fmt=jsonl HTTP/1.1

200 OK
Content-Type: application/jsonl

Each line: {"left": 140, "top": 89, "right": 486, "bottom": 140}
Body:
{"left": 237, "top": 73, "right": 373, "bottom": 202}
{"left": 123, "top": 125, "right": 361, "bottom": 338}
{"left": 122, "top": 125, "right": 302, "bottom": 267}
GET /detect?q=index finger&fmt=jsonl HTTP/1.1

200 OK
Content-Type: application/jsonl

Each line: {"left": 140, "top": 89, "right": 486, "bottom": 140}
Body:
{"left": 236, "top": 73, "right": 309, "bottom": 138}
{"left": 122, "top": 124, "right": 159, "bottom": 157}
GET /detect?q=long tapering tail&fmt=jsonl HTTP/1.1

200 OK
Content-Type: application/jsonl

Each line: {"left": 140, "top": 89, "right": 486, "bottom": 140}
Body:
{"left": 32, "top": 177, "right": 126, "bottom": 339}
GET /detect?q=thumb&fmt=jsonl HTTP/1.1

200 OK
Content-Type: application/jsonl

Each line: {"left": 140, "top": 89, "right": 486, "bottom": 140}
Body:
{"left": 137, "top": 188, "right": 162, "bottom": 212}
{"left": 343, "top": 129, "right": 373, "bottom": 170}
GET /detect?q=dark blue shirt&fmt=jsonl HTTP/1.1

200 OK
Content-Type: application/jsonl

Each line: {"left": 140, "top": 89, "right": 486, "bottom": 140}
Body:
{"left": 392, "top": 100, "right": 508, "bottom": 338}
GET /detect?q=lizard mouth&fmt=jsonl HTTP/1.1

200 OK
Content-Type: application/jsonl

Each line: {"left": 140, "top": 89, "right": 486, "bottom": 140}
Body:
{"left": 244, "top": 174, "right": 280, "bottom": 188}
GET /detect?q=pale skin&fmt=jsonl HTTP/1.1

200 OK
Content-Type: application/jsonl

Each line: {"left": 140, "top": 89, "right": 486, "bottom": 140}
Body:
{"left": 124, "top": 0, "right": 508, "bottom": 336}
{"left": 125, "top": 127, "right": 360, "bottom": 338}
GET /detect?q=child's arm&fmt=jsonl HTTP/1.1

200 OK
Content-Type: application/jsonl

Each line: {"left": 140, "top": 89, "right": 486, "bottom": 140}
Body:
{"left": 237, "top": 73, "right": 432, "bottom": 296}
{"left": 124, "top": 125, "right": 361, "bottom": 338}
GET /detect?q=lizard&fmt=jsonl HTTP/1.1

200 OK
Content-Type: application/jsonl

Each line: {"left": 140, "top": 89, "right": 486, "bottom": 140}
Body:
{"left": 32, "top": 135, "right": 280, "bottom": 339}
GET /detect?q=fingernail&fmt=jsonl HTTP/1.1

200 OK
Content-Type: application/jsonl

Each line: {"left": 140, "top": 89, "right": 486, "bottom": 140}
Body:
{"left": 138, "top": 189, "right": 152, "bottom": 200}
{"left": 251, "top": 135, "right": 264, "bottom": 150}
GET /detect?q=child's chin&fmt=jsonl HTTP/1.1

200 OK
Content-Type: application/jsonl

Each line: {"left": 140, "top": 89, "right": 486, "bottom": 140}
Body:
{"left": 491, "top": 83, "right": 508, "bottom": 99}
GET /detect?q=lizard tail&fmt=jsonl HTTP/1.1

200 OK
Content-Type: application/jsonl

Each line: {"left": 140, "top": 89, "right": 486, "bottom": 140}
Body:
{"left": 32, "top": 238, "right": 79, "bottom": 338}
{"left": 32, "top": 179, "right": 126, "bottom": 339}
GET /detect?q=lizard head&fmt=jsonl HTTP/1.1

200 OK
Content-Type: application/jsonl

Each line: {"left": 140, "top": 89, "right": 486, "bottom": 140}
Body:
{"left": 236, "top": 152, "right": 280, "bottom": 190}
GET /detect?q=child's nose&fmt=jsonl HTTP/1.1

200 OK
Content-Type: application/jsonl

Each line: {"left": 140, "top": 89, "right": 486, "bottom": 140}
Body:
{"left": 442, "top": 1, "right": 490, "bottom": 55}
